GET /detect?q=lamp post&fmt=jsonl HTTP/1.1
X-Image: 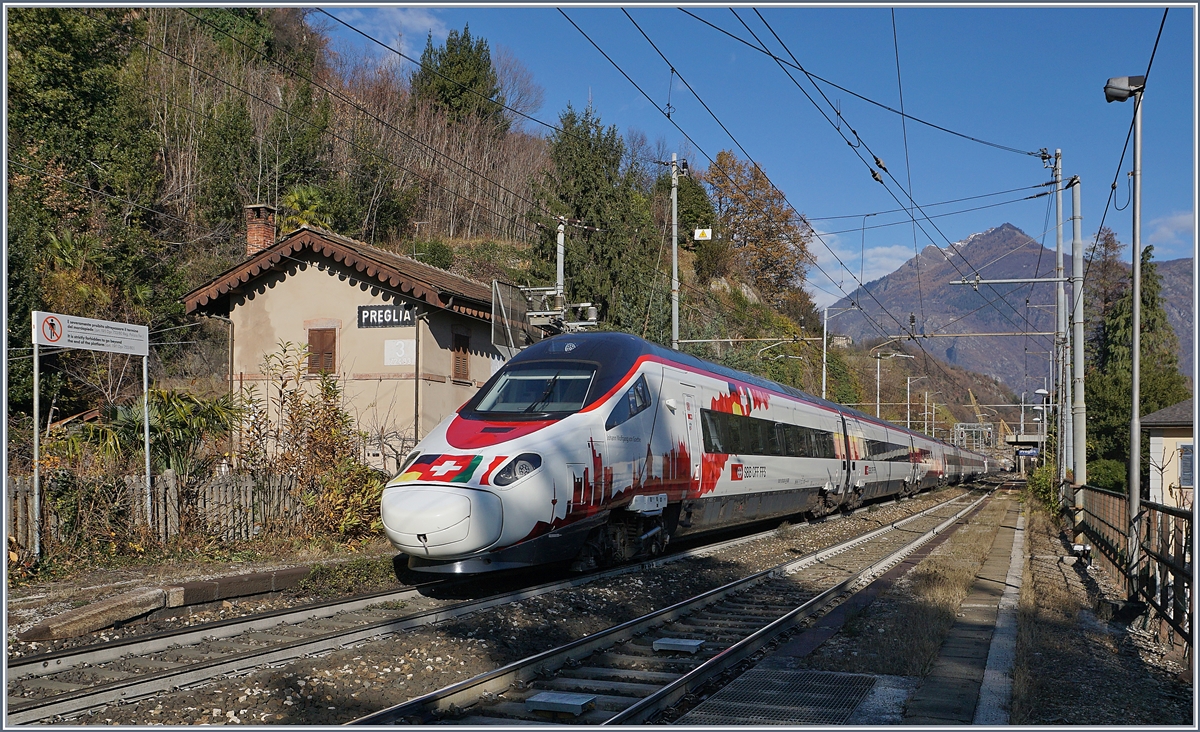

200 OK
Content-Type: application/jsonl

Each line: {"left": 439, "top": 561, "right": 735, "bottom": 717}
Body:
{"left": 821, "top": 305, "right": 857, "bottom": 400}
{"left": 906, "top": 375, "right": 928, "bottom": 430}
{"left": 872, "top": 350, "right": 913, "bottom": 418}
{"left": 1106, "top": 74, "right": 1145, "bottom": 592}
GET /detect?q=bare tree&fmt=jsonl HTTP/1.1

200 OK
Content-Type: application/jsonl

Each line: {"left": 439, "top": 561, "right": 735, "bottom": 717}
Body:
{"left": 492, "top": 44, "right": 544, "bottom": 126}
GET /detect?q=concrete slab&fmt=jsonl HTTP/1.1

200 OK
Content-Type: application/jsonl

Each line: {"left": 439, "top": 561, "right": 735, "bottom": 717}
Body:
{"left": 973, "top": 509, "right": 1025, "bottom": 725}
{"left": 844, "top": 674, "right": 920, "bottom": 725}
{"left": 18, "top": 588, "right": 166, "bottom": 640}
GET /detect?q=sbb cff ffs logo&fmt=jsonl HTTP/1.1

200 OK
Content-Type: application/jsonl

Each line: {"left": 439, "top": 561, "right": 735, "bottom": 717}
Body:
{"left": 730, "top": 464, "right": 767, "bottom": 481}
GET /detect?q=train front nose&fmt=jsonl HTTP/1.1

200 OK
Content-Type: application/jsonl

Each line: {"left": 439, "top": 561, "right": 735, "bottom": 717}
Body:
{"left": 381, "top": 486, "right": 503, "bottom": 558}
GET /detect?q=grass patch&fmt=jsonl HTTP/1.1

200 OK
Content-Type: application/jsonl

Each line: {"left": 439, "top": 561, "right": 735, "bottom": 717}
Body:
{"left": 293, "top": 555, "right": 400, "bottom": 598}
{"left": 798, "top": 497, "right": 1010, "bottom": 677}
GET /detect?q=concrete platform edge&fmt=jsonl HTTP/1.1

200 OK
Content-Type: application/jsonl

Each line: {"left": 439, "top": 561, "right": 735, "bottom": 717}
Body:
{"left": 973, "top": 505, "right": 1026, "bottom": 725}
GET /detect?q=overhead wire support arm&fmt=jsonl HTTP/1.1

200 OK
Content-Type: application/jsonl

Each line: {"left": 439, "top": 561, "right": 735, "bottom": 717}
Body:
{"left": 951, "top": 275, "right": 1070, "bottom": 291}
{"left": 889, "top": 331, "right": 1057, "bottom": 339}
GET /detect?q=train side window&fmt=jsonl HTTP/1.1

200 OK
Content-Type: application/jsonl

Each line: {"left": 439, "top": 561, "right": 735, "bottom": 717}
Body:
{"left": 605, "top": 374, "right": 652, "bottom": 430}
{"left": 701, "top": 409, "right": 727, "bottom": 453}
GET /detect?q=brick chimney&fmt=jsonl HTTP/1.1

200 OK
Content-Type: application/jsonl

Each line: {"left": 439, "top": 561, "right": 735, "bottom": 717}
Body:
{"left": 245, "top": 204, "right": 277, "bottom": 257}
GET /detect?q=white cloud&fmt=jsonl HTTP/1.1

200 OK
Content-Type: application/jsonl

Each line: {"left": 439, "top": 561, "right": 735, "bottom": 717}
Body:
{"left": 1146, "top": 210, "right": 1196, "bottom": 259}
{"left": 325, "top": 8, "right": 449, "bottom": 60}
{"left": 806, "top": 227, "right": 918, "bottom": 309}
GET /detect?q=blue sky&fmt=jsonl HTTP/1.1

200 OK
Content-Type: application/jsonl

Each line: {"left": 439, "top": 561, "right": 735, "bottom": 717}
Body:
{"left": 318, "top": 5, "right": 1195, "bottom": 308}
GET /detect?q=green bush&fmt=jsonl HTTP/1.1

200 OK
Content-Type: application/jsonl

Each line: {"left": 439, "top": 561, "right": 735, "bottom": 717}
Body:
{"left": 1027, "top": 463, "right": 1058, "bottom": 508}
{"left": 1088, "top": 459, "right": 1127, "bottom": 493}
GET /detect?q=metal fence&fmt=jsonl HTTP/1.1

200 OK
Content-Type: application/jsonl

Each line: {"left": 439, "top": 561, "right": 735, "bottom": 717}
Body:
{"left": 7, "top": 472, "right": 303, "bottom": 555}
{"left": 1076, "top": 484, "right": 1192, "bottom": 653}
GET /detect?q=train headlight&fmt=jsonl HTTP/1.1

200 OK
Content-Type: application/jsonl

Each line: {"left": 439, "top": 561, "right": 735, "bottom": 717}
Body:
{"left": 493, "top": 453, "right": 542, "bottom": 486}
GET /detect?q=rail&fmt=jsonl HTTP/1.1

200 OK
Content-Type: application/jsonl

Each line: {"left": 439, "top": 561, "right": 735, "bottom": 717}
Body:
{"left": 1074, "top": 485, "right": 1192, "bottom": 650}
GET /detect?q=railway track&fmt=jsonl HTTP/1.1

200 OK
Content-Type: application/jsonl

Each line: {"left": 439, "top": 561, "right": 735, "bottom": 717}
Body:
{"left": 351, "top": 489, "right": 990, "bottom": 725}
{"left": 5, "top": 492, "right": 955, "bottom": 725}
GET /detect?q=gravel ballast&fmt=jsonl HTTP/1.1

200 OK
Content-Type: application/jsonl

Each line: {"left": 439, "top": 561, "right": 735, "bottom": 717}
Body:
{"left": 37, "top": 491, "right": 965, "bottom": 725}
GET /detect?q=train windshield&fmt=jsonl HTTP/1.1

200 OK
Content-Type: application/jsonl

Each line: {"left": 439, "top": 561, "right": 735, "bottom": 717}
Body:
{"left": 472, "top": 361, "right": 596, "bottom": 416}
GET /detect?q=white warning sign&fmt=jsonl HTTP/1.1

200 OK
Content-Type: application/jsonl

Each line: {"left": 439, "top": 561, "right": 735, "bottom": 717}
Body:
{"left": 33, "top": 311, "right": 148, "bottom": 356}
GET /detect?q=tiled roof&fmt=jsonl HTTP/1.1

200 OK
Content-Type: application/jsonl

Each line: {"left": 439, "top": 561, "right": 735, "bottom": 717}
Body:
{"left": 1141, "top": 399, "right": 1193, "bottom": 429}
{"left": 182, "top": 226, "right": 493, "bottom": 320}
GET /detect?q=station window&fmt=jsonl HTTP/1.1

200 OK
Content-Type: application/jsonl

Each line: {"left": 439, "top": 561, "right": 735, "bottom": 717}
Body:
{"left": 453, "top": 333, "right": 470, "bottom": 382}
{"left": 308, "top": 328, "right": 336, "bottom": 374}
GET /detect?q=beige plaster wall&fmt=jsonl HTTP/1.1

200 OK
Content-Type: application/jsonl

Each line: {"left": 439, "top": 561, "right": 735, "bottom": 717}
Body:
{"left": 1149, "top": 427, "right": 1193, "bottom": 508}
{"left": 228, "top": 257, "right": 503, "bottom": 473}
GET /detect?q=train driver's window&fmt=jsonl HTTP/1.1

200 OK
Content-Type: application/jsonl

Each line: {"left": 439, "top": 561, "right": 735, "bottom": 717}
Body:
{"left": 605, "top": 374, "right": 652, "bottom": 430}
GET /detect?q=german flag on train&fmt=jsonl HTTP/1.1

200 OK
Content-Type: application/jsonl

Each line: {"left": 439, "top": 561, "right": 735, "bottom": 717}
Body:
{"left": 397, "top": 454, "right": 483, "bottom": 483}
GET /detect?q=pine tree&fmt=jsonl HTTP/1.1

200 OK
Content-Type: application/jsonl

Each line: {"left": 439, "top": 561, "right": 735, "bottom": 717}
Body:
{"left": 1085, "top": 245, "right": 1190, "bottom": 490}
{"left": 409, "top": 25, "right": 507, "bottom": 132}
{"left": 530, "top": 104, "right": 658, "bottom": 332}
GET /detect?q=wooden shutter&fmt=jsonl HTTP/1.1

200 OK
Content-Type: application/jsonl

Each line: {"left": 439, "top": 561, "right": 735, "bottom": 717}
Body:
{"left": 453, "top": 333, "right": 470, "bottom": 382}
{"left": 308, "top": 328, "right": 336, "bottom": 374}
{"left": 1181, "top": 445, "right": 1193, "bottom": 488}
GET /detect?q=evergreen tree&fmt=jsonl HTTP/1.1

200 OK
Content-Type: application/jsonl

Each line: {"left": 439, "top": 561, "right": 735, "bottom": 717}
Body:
{"left": 409, "top": 25, "right": 507, "bottom": 132}
{"left": 1085, "top": 245, "right": 1190, "bottom": 490}
{"left": 530, "top": 104, "right": 659, "bottom": 332}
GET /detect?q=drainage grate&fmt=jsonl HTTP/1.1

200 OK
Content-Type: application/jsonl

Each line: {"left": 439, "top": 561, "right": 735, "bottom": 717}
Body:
{"left": 676, "top": 669, "right": 877, "bottom": 725}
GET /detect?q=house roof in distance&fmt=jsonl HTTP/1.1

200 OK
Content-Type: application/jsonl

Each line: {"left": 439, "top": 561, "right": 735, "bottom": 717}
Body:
{"left": 182, "top": 226, "right": 493, "bottom": 321}
{"left": 1141, "top": 399, "right": 1194, "bottom": 430}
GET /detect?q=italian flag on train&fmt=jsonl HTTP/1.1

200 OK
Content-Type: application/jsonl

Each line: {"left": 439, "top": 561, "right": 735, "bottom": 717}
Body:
{"left": 398, "top": 454, "right": 483, "bottom": 483}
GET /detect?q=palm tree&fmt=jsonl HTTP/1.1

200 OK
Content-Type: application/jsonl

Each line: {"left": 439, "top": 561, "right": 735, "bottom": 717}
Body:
{"left": 279, "top": 184, "right": 332, "bottom": 232}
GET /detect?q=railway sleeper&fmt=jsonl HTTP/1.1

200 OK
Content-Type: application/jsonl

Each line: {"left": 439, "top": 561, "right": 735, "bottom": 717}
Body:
{"left": 538, "top": 676, "right": 662, "bottom": 697}
{"left": 595, "top": 651, "right": 706, "bottom": 669}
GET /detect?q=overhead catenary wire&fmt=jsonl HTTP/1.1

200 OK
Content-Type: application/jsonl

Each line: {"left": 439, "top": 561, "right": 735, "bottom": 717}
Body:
{"left": 890, "top": 9, "right": 926, "bottom": 331}
{"left": 678, "top": 8, "right": 1041, "bottom": 157}
{"left": 812, "top": 191, "right": 1051, "bottom": 238}
{"left": 182, "top": 9, "right": 546, "bottom": 220}
{"left": 805, "top": 182, "right": 1051, "bottom": 222}
{"left": 79, "top": 9, "right": 541, "bottom": 244}
{"left": 591, "top": 10, "right": 894, "bottom": 345}
{"left": 569, "top": 11, "right": 978, "bottom": 392}
{"left": 740, "top": 9, "right": 1049, "bottom": 343}
{"left": 1080, "top": 9, "right": 1169, "bottom": 307}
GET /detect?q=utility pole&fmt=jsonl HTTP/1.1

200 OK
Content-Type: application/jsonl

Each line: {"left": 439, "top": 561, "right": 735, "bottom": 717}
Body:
{"left": 671, "top": 153, "right": 680, "bottom": 350}
{"left": 822, "top": 307, "right": 829, "bottom": 399}
{"left": 1129, "top": 86, "right": 1144, "bottom": 579}
{"left": 1070, "top": 176, "right": 1087, "bottom": 486}
{"left": 906, "top": 376, "right": 927, "bottom": 430}
{"left": 924, "top": 391, "right": 929, "bottom": 434}
{"left": 556, "top": 219, "right": 566, "bottom": 308}
{"left": 1054, "top": 150, "right": 1072, "bottom": 487}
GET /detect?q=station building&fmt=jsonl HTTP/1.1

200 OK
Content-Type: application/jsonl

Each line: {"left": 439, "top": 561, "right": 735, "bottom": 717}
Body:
{"left": 183, "top": 205, "right": 505, "bottom": 474}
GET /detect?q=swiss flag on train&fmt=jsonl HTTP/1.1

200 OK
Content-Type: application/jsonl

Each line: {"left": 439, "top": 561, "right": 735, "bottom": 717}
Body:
{"left": 397, "top": 454, "right": 483, "bottom": 483}
{"left": 731, "top": 464, "right": 744, "bottom": 481}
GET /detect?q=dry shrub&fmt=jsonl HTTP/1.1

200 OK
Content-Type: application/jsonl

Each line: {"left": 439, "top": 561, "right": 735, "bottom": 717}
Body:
{"left": 238, "top": 341, "right": 386, "bottom": 542}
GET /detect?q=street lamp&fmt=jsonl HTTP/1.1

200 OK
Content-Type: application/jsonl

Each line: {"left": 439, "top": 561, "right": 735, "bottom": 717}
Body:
{"left": 907, "top": 375, "right": 929, "bottom": 430}
{"left": 872, "top": 351, "right": 913, "bottom": 418}
{"left": 821, "top": 305, "right": 857, "bottom": 400}
{"left": 1106, "top": 74, "right": 1145, "bottom": 584}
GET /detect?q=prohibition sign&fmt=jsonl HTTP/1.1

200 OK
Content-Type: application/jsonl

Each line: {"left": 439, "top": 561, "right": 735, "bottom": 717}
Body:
{"left": 41, "top": 316, "right": 63, "bottom": 343}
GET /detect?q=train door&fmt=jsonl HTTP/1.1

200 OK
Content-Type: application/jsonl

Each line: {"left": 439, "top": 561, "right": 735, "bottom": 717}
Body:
{"left": 603, "top": 366, "right": 662, "bottom": 499}
{"left": 661, "top": 369, "right": 701, "bottom": 496}
{"left": 838, "top": 413, "right": 852, "bottom": 493}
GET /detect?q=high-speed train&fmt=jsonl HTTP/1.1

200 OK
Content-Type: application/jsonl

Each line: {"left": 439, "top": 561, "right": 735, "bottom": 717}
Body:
{"left": 381, "top": 332, "right": 989, "bottom": 573}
